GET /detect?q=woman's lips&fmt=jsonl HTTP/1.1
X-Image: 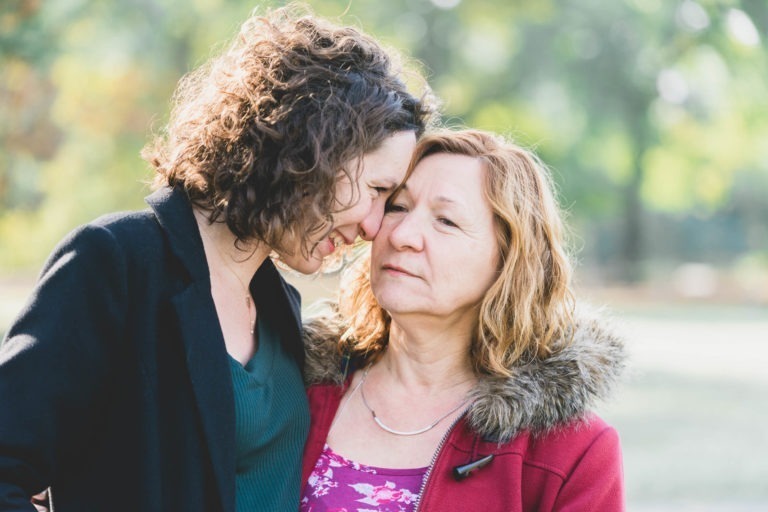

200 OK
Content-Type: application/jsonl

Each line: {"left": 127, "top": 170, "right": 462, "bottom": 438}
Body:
{"left": 320, "top": 232, "right": 345, "bottom": 256}
{"left": 382, "top": 264, "right": 417, "bottom": 277}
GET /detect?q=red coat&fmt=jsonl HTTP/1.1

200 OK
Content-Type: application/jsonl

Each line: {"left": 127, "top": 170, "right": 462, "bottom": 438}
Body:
{"left": 301, "top": 310, "right": 626, "bottom": 511}
{"left": 302, "top": 382, "right": 624, "bottom": 512}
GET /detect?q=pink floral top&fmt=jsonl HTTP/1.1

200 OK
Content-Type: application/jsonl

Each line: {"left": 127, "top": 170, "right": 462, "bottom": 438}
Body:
{"left": 301, "top": 444, "right": 427, "bottom": 512}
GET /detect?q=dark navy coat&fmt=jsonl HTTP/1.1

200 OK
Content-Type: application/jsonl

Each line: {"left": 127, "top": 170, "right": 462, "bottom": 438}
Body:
{"left": 0, "top": 187, "right": 304, "bottom": 512}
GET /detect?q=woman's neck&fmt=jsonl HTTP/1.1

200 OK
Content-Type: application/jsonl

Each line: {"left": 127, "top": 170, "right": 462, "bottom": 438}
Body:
{"left": 193, "top": 208, "right": 271, "bottom": 283}
{"left": 376, "top": 320, "right": 476, "bottom": 394}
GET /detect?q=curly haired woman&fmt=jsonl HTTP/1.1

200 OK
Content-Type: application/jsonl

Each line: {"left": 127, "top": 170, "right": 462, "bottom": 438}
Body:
{"left": 0, "top": 5, "right": 434, "bottom": 512}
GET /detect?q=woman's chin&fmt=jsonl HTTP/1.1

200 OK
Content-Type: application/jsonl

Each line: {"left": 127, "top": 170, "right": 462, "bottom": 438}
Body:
{"left": 294, "top": 260, "right": 323, "bottom": 275}
{"left": 375, "top": 293, "right": 421, "bottom": 317}
{"left": 280, "top": 253, "right": 323, "bottom": 275}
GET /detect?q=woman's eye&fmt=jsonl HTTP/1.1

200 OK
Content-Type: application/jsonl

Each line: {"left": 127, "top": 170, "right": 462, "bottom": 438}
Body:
{"left": 370, "top": 185, "right": 391, "bottom": 196}
{"left": 437, "top": 217, "right": 458, "bottom": 228}
{"left": 385, "top": 202, "right": 407, "bottom": 213}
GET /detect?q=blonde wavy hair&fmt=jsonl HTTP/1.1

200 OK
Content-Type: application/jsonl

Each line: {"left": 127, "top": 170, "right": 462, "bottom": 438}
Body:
{"left": 336, "top": 129, "right": 575, "bottom": 376}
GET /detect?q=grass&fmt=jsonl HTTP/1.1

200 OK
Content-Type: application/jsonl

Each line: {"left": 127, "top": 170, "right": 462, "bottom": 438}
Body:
{"left": 602, "top": 371, "right": 768, "bottom": 507}
{"left": 597, "top": 310, "right": 768, "bottom": 510}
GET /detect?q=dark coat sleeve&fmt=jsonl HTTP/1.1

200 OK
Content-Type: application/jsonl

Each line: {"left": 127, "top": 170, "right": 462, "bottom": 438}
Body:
{"left": 0, "top": 224, "right": 128, "bottom": 510}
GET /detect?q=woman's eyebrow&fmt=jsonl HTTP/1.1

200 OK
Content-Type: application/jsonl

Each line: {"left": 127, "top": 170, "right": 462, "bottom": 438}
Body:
{"left": 434, "top": 195, "right": 457, "bottom": 205}
{"left": 379, "top": 178, "right": 399, "bottom": 188}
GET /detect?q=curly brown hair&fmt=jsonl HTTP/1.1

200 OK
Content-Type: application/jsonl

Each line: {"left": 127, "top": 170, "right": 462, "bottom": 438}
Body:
{"left": 143, "top": 4, "right": 434, "bottom": 254}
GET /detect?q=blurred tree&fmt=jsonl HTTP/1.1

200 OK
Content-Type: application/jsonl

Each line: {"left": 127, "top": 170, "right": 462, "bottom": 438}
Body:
{"left": 0, "top": 0, "right": 256, "bottom": 267}
{"left": 1, "top": 0, "right": 766, "bottom": 283}
{"left": 391, "top": 0, "right": 768, "bottom": 282}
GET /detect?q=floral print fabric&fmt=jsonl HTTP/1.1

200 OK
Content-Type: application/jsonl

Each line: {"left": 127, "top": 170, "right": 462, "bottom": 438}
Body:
{"left": 301, "top": 444, "right": 427, "bottom": 512}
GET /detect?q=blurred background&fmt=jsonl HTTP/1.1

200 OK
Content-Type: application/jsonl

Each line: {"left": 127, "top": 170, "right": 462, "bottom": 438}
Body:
{"left": 1, "top": 0, "right": 766, "bottom": 509}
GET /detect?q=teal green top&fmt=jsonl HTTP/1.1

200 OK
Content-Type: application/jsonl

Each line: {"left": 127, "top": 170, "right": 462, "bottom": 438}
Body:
{"left": 229, "top": 317, "right": 309, "bottom": 512}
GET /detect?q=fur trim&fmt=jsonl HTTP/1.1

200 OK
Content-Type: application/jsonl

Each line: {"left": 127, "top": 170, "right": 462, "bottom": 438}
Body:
{"left": 303, "top": 305, "right": 625, "bottom": 442}
{"left": 466, "top": 307, "right": 625, "bottom": 442}
{"left": 303, "top": 303, "right": 348, "bottom": 386}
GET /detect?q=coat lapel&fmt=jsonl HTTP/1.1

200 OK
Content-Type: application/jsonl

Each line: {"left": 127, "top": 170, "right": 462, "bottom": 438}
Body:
{"left": 147, "top": 187, "right": 234, "bottom": 512}
{"left": 172, "top": 284, "right": 235, "bottom": 512}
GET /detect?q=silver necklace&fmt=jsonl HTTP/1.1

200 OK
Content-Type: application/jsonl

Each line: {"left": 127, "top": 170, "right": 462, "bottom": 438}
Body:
{"left": 359, "top": 366, "right": 469, "bottom": 437}
{"left": 225, "top": 268, "right": 255, "bottom": 336}
{"left": 202, "top": 229, "right": 255, "bottom": 336}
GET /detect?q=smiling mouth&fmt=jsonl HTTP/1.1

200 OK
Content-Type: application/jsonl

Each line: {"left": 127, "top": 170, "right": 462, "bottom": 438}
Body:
{"left": 328, "top": 231, "right": 352, "bottom": 248}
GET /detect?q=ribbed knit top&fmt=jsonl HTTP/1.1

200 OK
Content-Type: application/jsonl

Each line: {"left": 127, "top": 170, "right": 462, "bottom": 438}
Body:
{"left": 228, "top": 316, "right": 309, "bottom": 512}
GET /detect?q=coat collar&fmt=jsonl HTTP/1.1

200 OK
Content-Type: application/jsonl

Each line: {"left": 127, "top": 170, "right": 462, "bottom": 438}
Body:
{"left": 303, "top": 306, "right": 625, "bottom": 443}
{"left": 145, "top": 186, "right": 304, "bottom": 511}
{"left": 145, "top": 186, "right": 209, "bottom": 281}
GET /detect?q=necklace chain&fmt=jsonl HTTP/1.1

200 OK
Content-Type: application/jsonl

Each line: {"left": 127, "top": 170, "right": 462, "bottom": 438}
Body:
{"left": 359, "top": 366, "right": 470, "bottom": 437}
{"left": 200, "top": 228, "right": 255, "bottom": 336}
{"left": 220, "top": 260, "right": 255, "bottom": 336}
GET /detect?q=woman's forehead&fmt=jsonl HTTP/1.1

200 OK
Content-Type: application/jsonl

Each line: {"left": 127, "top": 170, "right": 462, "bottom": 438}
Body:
{"left": 405, "top": 153, "right": 485, "bottom": 194}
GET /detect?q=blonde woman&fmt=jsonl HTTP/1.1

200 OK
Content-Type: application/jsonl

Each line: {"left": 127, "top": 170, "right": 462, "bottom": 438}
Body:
{"left": 301, "top": 129, "right": 625, "bottom": 511}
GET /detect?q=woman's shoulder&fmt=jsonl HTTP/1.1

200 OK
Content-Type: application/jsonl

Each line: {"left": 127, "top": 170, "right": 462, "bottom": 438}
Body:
{"left": 54, "top": 207, "right": 161, "bottom": 250}
{"left": 44, "top": 208, "right": 153, "bottom": 259}
{"left": 38, "top": 209, "right": 171, "bottom": 291}
{"left": 532, "top": 413, "right": 618, "bottom": 447}
{"left": 89, "top": 208, "right": 165, "bottom": 244}
{"left": 520, "top": 413, "right": 621, "bottom": 475}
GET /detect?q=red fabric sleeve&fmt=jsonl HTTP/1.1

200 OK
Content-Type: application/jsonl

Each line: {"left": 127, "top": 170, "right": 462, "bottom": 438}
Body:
{"left": 553, "top": 426, "right": 625, "bottom": 511}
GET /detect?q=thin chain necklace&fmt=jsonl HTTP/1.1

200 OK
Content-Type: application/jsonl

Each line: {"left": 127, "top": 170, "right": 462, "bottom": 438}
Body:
{"left": 220, "top": 260, "right": 255, "bottom": 336}
{"left": 359, "top": 365, "right": 470, "bottom": 437}
{"left": 201, "top": 229, "right": 256, "bottom": 336}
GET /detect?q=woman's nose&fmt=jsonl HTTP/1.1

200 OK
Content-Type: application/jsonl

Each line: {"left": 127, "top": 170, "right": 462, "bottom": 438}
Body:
{"left": 387, "top": 212, "right": 424, "bottom": 251}
{"left": 358, "top": 203, "right": 384, "bottom": 242}
{"left": 358, "top": 205, "right": 383, "bottom": 241}
{"left": 358, "top": 195, "right": 389, "bottom": 241}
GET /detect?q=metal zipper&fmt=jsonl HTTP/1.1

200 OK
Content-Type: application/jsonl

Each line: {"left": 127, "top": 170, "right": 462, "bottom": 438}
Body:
{"left": 413, "top": 412, "right": 467, "bottom": 512}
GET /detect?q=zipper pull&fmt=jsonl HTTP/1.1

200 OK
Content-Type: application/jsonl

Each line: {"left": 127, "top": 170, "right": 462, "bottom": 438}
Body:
{"left": 452, "top": 454, "right": 494, "bottom": 481}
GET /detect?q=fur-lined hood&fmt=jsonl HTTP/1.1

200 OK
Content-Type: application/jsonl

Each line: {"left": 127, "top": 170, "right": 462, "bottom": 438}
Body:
{"left": 303, "top": 307, "right": 625, "bottom": 443}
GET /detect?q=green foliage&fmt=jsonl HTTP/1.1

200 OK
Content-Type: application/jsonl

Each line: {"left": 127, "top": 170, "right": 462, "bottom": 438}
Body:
{"left": 1, "top": 0, "right": 766, "bottom": 278}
